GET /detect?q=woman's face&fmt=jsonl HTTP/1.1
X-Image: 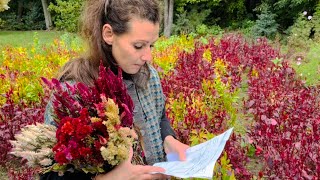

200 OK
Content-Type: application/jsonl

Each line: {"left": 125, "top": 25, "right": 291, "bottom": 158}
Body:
{"left": 103, "top": 17, "right": 160, "bottom": 74}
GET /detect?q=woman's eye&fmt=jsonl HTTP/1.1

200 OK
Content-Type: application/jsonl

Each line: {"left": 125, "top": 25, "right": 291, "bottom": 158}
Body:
{"left": 134, "top": 45, "right": 143, "bottom": 50}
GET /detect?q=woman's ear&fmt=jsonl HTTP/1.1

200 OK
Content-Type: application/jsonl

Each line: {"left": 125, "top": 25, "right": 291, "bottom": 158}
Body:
{"left": 102, "top": 24, "right": 113, "bottom": 45}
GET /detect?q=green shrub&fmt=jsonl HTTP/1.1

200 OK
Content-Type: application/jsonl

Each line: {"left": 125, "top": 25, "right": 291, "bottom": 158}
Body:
{"left": 195, "top": 24, "right": 223, "bottom": 36}
{"left": 312, "top": 3, "right": 320, "bottom": 42}
{"left": 238, "top": 20, "right": 255, "bottom": 38}
{"left": 0, "top": 18, "right": 5, "bottom": 29}
{"left": 0, "top": 1, "right": 45, "bottom": 30}
{"left": 172, "top": 8, "right": 211, "bottom": 35}
{"left": 291, "top": 42, "right": 320, "bottom": 86}
{"left": 287, "top": 12, "right": 313, "bottom": 50}
{"left": 48, "top": 0, "right": 84, "bottom": 32}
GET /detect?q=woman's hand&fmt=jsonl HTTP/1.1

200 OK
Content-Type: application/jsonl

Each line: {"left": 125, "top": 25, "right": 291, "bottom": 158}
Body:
{"left": 95, "top": 147, "right": 169, "bottom": 180}
{"left": 163, "top": 135, "right": 190, "bottom": 161}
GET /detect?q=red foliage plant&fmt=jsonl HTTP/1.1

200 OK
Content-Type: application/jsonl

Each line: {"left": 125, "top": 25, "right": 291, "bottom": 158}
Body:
{"left": 246, "top": 60, "right": 320, "bottom": 178}
{"left": 161, "top": 33, "right": 319, "bottom": 179}
{"left": 0, "top": 89, "right": 49, "bottom": 179}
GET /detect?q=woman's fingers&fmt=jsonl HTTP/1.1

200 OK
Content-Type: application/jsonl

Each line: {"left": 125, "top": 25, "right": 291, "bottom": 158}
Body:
{"left": 178, "top": 150, "right": 187, "bottom": 161}
{"left": 164, "top": 136, "right": 190, "bottom": 161}
{"left": 129, "top": 165, "right": 168, "bottom": 180}
{"left": 128, "top": 146, "right": 134, "bottom": 162}
{"left": 140, "top": 173, "right": 169, "bottom": 180}
{"left": 135, "top": 165, "right": 165, "bottom": 174}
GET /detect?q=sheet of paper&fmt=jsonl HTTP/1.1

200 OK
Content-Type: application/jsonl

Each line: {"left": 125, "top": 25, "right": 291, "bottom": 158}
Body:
{"left": 153, "top": 128, "right": 234, "bottom": 179}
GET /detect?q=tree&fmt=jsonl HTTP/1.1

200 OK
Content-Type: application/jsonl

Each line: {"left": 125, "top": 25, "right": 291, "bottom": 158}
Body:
{"left": 261, "top": 0, "right": 318, "bottom": 31}
{"left": 41, "top": 0, "right": 52, "bottom": 30}
{"left": 164, "top": 0, "right": 222, "bottom": 36}
{"left": 163, "top": 0, "right": 174, "bottom": 37}
{"left": 252, "top": 5, "right": 279, "bottom": 39}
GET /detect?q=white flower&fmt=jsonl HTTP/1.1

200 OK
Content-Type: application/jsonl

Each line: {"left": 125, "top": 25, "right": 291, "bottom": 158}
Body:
{"left": 308, "top": 16, "right": 312, "bottom": 20}
{"left": 303, "top": 11, "right": 307, "bottom": 16}
{"left": 39, "top": 158, "right": 53, "bottom": 166}
{"left": 10, "top": 124, "right": 57, "bottom": 168}
{"left": 296, "top": 61, "right": 301, "bottom": 66}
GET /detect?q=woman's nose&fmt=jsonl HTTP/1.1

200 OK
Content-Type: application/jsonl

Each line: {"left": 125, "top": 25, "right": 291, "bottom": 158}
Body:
{"left": 141, "top": 47, "right": 153, "bottom": 62}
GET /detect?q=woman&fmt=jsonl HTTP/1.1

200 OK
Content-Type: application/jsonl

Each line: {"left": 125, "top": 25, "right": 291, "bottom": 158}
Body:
{"left": 42, "top": 0, "right": 189, "bottom": 179}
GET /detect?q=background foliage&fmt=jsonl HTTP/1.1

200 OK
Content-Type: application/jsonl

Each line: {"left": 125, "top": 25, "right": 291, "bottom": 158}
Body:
{"left": 0, "top": 0, "right": 320, "bottom": 179}
{"left": 48, "top": 0, "right": 83, "bottom": 32}
{"left": 1, "top": 0, "right": 320, "bottom": 45}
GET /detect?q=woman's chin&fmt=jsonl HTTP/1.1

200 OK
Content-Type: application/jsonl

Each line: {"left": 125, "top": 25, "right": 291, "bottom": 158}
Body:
{"left": 123, "top": 69, "right": 140, "bottom": 75}
{"left": 123, "top": 66, "right": 142, "bottom": 75}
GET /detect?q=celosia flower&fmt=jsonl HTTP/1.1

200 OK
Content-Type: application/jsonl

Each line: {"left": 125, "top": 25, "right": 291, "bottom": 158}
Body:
{"left": 79, "top": 147, "right": 92, "bottom": 157}
{"left": 61, "top": 121, "right": 74, "bottom": 135}
{"left": 39, "top": 158, "right": 53, "bottom": 166}
{"left": 55, "top": 151, "right": 68, "bottom": 164}
{"left": 11, "top": 63, "right": 135, "bottom": 175}
{"left": 10, "top": 124, "right": 57, "bottom": 168}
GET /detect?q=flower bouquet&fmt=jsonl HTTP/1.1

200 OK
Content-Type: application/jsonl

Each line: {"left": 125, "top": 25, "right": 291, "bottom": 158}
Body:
{"left": 10, "top": 63, "right": 138, "bottom": 175}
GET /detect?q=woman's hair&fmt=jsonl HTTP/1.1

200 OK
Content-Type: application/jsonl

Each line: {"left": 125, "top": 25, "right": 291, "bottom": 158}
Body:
{"left": 58, "top": 0, "right": 160, "bottom": 86}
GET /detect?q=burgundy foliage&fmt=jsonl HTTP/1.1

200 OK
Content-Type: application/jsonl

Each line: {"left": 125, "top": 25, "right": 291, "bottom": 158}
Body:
{"left": 161, "top": 33, "right": 319, "bottom": 179}
{"left": 0, "top": 89, "right": 48, "bottom": 179}
{"left": 245, "top": 61, "right": 320, "bottom": 178}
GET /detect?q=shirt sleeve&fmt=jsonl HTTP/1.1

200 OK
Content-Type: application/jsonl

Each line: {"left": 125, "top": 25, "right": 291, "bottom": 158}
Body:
{"left": 160, "top": 106, "right": 176, "bottom": 141}
{"left": 44, "top": 97, "right": 57, "bottom": 126}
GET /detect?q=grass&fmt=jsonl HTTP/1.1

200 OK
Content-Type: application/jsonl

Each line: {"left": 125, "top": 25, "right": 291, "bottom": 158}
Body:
{"left": 289, "top": 42, "right": 320, "bottom": 86}
{"left": 0, "top": 30, "right": 67, "bottom": 48}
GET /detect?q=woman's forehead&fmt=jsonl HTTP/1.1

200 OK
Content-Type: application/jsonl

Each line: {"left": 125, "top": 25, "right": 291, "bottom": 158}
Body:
{"left": 125, "top": 18, "right": 160, "bottom": 41}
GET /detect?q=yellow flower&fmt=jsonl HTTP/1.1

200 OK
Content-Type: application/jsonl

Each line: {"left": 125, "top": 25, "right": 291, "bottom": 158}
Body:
{"left": 105, "top": 98, "right": 119, "bottom": 118}
{"left": 91, "top": 117, "right": 102, "bottom": 123}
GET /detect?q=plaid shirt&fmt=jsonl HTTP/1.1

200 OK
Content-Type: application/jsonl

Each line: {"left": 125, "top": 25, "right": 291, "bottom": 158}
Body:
{"left": 134, "top": 64, "right": 166, "bottom": 164}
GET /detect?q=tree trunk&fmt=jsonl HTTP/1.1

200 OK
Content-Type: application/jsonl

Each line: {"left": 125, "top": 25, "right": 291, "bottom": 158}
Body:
{"left": 17, "top": 0, "right": 23, "bottom": 22}
{"left": 41, "top": 0, "right": 52, "bottom": 30}
{"left": 164, "top": 0, "right": 168, "bottom": 33}
{"left": 163, "top": 0, "right": 174, "bottom": 37}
